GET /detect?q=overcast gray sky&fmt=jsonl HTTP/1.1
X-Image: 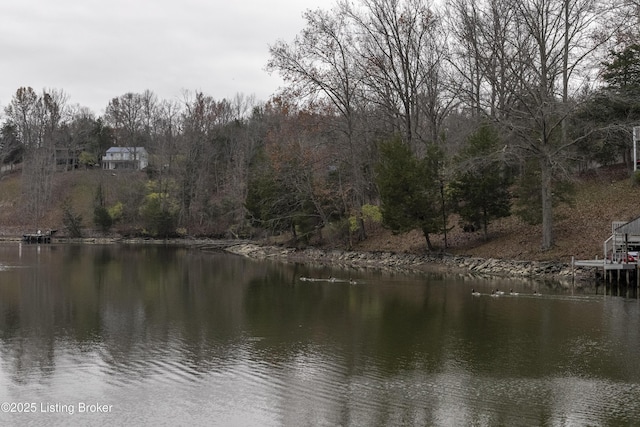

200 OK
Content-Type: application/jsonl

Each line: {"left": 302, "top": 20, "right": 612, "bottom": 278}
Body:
{"left": 0, "top": 0, "right": 334, "bottom": 115}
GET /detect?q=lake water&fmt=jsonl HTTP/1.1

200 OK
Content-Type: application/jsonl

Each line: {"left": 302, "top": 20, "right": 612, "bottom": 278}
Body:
{"left": 0, "top": 243, "right": 639, "bottom": 426}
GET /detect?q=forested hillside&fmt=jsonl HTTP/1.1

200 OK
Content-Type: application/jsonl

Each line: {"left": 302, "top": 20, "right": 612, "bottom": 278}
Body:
{"left": 2, "top": 0, "right": 640, "bottom": 259}
{"left": 0, "top": 163, "right": 638, "bottom": 264}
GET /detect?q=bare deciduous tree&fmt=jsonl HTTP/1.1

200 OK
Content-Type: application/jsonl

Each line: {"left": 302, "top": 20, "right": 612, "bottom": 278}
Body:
{"left": 344, "top": 0, "right": 451, "bottom": 150}
{"left": 450, "top": 0, "right": 627, "bottom": 249}
{"left": 268, "top": 6, "right": 371, "bottom": 242}
{"left": 5, "top": 87, "right": 67, "bottom": 228}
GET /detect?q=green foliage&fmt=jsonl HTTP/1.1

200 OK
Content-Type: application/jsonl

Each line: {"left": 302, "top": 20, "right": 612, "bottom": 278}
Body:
{"left": 139, "top": 192, "right": 178, "bottom": 238}
{"left": 245, "top": 149, "right": 294, "bottom": 233}
{"left": 93, "top": 183, "right": 112, "bottom": 233}
{"left": 293, "top": 202, "right": 320, "bottom": 243}
{"left": 92, "top": 185, "right": 124, "bottom": 235}
{"left": 93, "top": 206, "right": 113, "bottom": 233}
{"left": 78, "top": 151, "right": 97, "bottom": 168}
{"left": 602, "top": 44, "right": 640, "bottom": 90}
{"left": 108, "top": 202, "right": 123, "bottom": 222}
{"left": 449, "top": 124, "right": 512, "bottom": 239}
{"left": 362, "top": 204, "right": 382, "bottom": 222}
{"left": 62, "top": 199, "right": 83, "bottom": 238}
{"left": 348, "top": 216, "right": 358, "bottom": 233}
{"left": 576, "top": 44, "right": 640, "bottom": 167}
{"left": 245, "top": 147, "right": 324, "bottom": 241}
{"left": 376, "top": 136, "right": 441, "bottom": 250}
{"left": 633, "top": 170, "right": 640, "bottom": 186}
{"left": 349, "top": 204, "right": 382, "bottom": 232}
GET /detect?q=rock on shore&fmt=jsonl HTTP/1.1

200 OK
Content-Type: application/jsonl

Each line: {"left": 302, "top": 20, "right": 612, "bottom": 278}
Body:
{"left": 223, "top": 243, "right": 595, "bottom": 287}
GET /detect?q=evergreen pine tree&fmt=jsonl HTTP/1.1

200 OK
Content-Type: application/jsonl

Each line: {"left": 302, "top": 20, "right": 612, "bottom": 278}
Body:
{"left": 376, "top": 136, "right": 441, "bottom": 250}
{"left": 449, "top": 125, "right": 511, "bottom": 240}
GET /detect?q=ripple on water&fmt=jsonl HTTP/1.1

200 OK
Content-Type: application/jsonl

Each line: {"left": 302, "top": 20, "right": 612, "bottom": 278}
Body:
{"left": 548, "top": 377, "right": 640, "bottom": 425}
{"left": 5, "top": 331, "right": 640, "bottom": 426}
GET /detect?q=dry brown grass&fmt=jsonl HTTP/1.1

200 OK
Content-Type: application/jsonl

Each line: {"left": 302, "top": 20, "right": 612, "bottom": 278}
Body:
{"left": 0, "top": 168, "right": 147, "bottom": 237}
{"left": 353, "top": 164, "right": 640, "bottom": 263}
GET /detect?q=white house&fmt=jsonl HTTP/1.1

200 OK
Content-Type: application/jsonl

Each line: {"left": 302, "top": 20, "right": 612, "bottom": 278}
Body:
{"left": 102, "top": 147, "right": 149, "bottom": 170}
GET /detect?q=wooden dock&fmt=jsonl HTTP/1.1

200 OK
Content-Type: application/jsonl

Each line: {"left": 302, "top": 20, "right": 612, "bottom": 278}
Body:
{"left": 572, "top": 257, "right": 640, "bottom": 298}
{"left": 572, "top": 219, "right": 640, "bottom": 294}
{"left": 22, "top": 230, "right": 56, "bottom": 244}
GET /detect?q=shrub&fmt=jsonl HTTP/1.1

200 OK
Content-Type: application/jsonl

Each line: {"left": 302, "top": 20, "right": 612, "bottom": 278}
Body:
{"left": 62, "top": 199, "right": 83, "bottom": 238}
{"left": 349, "top": 204, "right": 382, "bottom": 232}
{"left": 139, "top": 192, "right": 178, "bottom": 238}
{"left": 108, "top": 202, "right": 123, "bottom": 223}
{"left": 94, "top": 206, "right": 113, "bottom": 233}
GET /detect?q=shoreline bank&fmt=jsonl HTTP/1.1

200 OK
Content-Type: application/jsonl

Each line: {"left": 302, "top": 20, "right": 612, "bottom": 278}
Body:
{"left": 1, "top": 236, "right": 598, "bottom": 287}
{"left": 221, "top": 243, "right": 597, "bottom": 288}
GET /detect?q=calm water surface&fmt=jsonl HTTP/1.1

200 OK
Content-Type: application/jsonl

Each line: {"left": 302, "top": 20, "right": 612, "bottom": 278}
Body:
{"left": 0, "top": 243, "right": 639, "bottom": 426}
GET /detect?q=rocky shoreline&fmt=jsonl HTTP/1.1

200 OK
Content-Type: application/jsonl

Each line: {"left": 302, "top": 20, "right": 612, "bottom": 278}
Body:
{"left": 2, "top": 235, "right": 598, "bottom": 287}
{"left": 222, "top": 243, "right": 598, "bottom": 288}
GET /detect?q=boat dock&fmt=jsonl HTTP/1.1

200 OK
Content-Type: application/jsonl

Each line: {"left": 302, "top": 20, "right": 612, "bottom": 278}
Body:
{"left": 574, "top": 219, "right": 640, "bottom": 293}
{"left": 22, "top": 230, "right": 56, "bottom": 244}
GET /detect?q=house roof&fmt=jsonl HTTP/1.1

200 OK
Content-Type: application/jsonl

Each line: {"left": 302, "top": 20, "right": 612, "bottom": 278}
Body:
{"left": 106, "top": 147, "right": 147, "bottom": 153}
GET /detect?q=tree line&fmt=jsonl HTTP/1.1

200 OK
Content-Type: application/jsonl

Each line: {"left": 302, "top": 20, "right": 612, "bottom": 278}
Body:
{"left": 1, "top": 0, "right": 640, "bottom": 250}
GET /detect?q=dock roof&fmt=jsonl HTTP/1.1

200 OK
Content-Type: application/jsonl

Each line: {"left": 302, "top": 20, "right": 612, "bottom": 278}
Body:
{"left": 615, "top": 216, "right": 640, "bottom": 235}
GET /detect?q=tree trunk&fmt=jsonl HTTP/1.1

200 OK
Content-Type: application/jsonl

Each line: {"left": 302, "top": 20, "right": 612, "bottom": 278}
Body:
{"left": 422, "top": 227, "right": 434, "bottom": 251}
{"left": 483, "top": 206, "right": 489, "bottom": 241}
{"left": 358, "top": 216, "right": 366, "bottom": 241}
{"left": 540, "top": 156, "right": 554, "bottom": 250}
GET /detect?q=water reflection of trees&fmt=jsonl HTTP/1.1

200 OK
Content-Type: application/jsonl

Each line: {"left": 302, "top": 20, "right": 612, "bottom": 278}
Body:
{"left": 0, "top": 244, "right": 261, "bottom": 383}
{"left": 242, "top": 268, "right": 448, "bottom": 375}
{"left": 0, "top": 243, "right": 639, "bottom": 418}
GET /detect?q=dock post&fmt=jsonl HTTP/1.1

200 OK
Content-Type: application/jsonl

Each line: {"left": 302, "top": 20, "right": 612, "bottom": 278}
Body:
{"left": 627, "top": 270, "right": 631, "bottom": 287}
